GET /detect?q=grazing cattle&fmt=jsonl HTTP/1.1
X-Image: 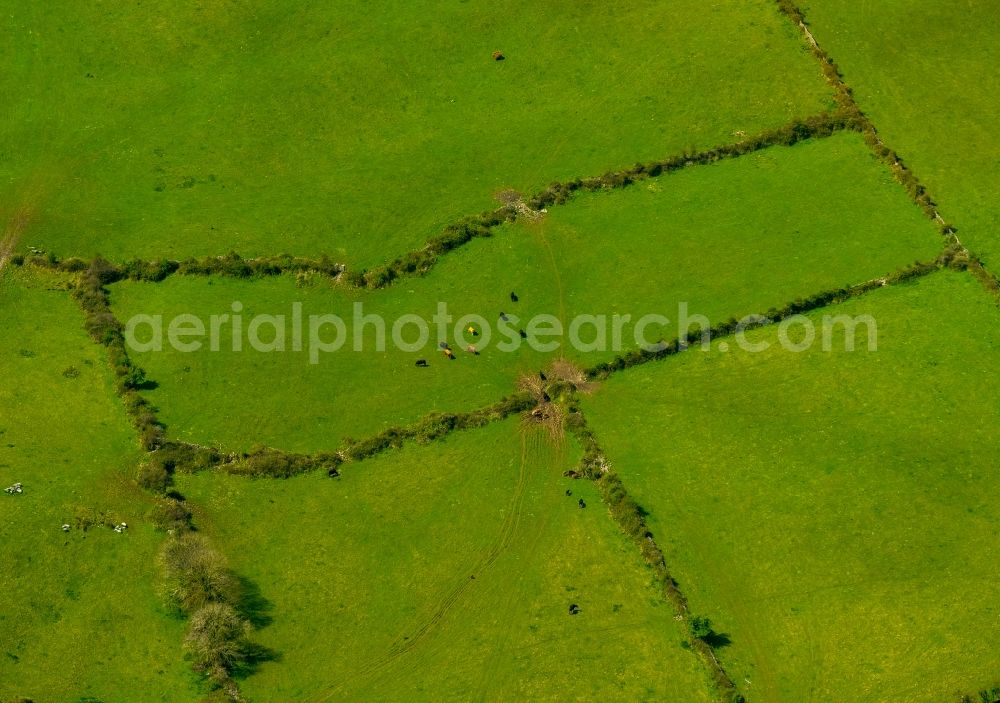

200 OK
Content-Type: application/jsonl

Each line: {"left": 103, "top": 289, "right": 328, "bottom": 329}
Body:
{"left": 499, "top": 311, "right": 508, "bottom": 321}
{"left": 578, "top": 498, "right": 586, "bottom": 509}
{"left": 542, "top": 392, "right": 551, "bottom": 402}
{"left": 565, "top": 489, "right": 572, "bottom": 496}
{"left": 519, "top": 329, "right": 527, "bottom": 339}
{"left": 328, "top": 467, "right": 341, "bottom": 478}
{"left": 569, "top": 603, "right": 580, "bottom": 615}
{"left": 510, "top": 291, "right": 519, "bottom": 302}
{"left": 415, "top": 359, "right": 428, "bottom": 367}
{"left": 444, "top": 348, "right": 455, "bottom": 359}
{"left": 438, "top": 341, "right": 450, "bottom": 350}
{"left": 466, "top": 344, "right": 478, "bottom": 355}
{"left": 466, "top": 325, "right": 479, "bottom": 337}
{"left": 492, "top": 51, "right": 505, "bottom": 61}
{"left": 539, "top": 371, "right": 547, "bottom": 381}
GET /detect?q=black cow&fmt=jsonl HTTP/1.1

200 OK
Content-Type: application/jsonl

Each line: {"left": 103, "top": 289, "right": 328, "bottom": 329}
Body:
{"left": 415, "top": 359, "right": 428, "bottom": 367}
{"left": 578, "top": 498, "right": 586, "bottom": 509}
{"left": 510, "top": 291, "right": 519, "bottom": 302}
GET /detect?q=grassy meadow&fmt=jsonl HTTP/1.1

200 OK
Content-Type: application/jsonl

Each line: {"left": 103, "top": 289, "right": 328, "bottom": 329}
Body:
{"left": 581, "top": 270, "right": 1000, "bottom": 702}
{"left": 110, "top": 132, "right": 943, "bottom": 453}
{"left": 175, "top": 419, "right": 712, "bottom": 702}
{"left": 0, "top": 0, "right": 831, "bottom": 266}
{"left": 801, "top": 0, "right": 1000, "bottom": 267}
{"left": 0, "top": 269, "right": 198, "bottom": 702}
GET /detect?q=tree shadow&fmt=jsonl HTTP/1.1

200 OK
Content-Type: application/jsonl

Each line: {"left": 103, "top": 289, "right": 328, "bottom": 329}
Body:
{"left": 232, "top": 641, "right": 282, "bottom": 679}
{"left": 137, "top": 378, "right": 159, "bottom": 391}
{"left": 703, "top": 631, "right": 732, "bottom": 648}
{"left": 235, "top": 574, "right": 275, "bottom": 629}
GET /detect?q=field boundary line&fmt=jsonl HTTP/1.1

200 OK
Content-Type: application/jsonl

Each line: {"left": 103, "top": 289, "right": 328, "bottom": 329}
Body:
{"left": 9, "top": 112, "right": 854, "bottom": 290}
{"left": 773, "top": 0, "right": 1000, "bottom": 303}
{"left": 585, "top": 255, "right": 951, "bottom": 381}
{"left": 563, "top": 403, "right": 744, "bottom": 703}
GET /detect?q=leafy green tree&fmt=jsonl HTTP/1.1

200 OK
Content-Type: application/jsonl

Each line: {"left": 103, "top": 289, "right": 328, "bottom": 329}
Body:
{"left": 689, "top": 615, "right": 713, "bottom": 640}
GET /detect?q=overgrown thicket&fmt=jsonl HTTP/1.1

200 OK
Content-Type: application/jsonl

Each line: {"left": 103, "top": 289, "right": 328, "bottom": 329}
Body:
{"left": 562, "top": 402, "right": 744, "bottom": 703}
{"left": 586, "top": 258, "right": 942, "bottom": 380}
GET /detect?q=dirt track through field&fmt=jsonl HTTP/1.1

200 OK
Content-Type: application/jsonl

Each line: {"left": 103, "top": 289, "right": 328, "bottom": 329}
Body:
{"left": 0, "top": 205, "right": 32, "bottom": 272}
{"left": 310, "top": 429, "right": 539, "bottom": 702}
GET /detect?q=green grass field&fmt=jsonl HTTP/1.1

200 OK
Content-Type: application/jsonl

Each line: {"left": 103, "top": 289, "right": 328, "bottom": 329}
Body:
{"left": 175, "top": 419, "right": 712, "bottom": 702}
{"left": 581, "top": 270, "right": 1000, "bottom": 702}
{"left": 109, "top": 132, "right": 942, "bottom": 453}
{"left": 0, "top": 0, "right": 831, "bottom": 266}
{"left": 0, "top": 269, "right": 198, "bottom": 702}
{"left": 5, "top": 1, "right": 1000, "bottom": 700}
{"left": 801, "top": 0, "right": 1000, "bottom": 267}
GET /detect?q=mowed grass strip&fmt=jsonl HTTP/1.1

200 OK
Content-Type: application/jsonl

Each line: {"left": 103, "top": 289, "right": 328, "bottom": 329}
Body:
{"left": 111, "top": 132, "right": 942, "bottom": 453}
{"left": 1, "top": 0, "right": 831, "bottom": 265}
{"left": 580, "top": 270, "right": 1000, "bottom": 703}
{"left": 176, "top": 419, "right": 712, "bottom": 702}
{"left": 0, "top": 269, "right": 198, "bottom": 702}
{"left": 800, "top": 0, "right": 1000, "bottom": 267}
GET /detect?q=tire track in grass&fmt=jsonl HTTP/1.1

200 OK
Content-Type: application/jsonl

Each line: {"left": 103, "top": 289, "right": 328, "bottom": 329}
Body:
{"left": 0, "top": 204, "right": 32, "bottom": 272}
{"left": 472, "top": 425, "right": 556, "bottom": 702}
{"left": 312, "top": 428, "right": 535, "bottom": 701}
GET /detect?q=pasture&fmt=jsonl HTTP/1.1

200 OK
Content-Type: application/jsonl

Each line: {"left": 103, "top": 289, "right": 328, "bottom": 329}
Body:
{"left": 0, "top": 0, "right": 830, "bottom": 266}
{"left": 109, "top": 132, "right": 942, "bottom": 453}
{"left": 580, "top": 271, "right": 1000, "bottom": 702}
{"left": 3, "top": 0, "right": 998, "bottom": 701}
{"left": 175, "top": 419, "right": 712, "bottom": 702}
{"left": 0, "top": 268, "right": 198, "bottom": 702}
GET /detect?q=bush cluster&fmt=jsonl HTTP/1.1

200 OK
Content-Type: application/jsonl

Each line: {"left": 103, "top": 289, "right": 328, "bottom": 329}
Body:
{"left": 159, "top": 534, "right": 256, "bottom": 689}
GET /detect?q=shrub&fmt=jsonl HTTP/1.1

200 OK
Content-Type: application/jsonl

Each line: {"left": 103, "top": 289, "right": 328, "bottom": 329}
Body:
{"left": 689, "top": 615, "right": 713, "bottom": 640}
{"left": 137, "top": 462, "right": 173, "bottom": 493}
{"left": 227, "top": 445, "right": 316, "bottom": 478}
{"left": 184, "top": 602, "right": 253, "bottom": 685}
{"left": 149, "top": 498, "right": 193, "bottom": 533}
{"left": 159, "top": 533, "right": 241, "bottom": 613}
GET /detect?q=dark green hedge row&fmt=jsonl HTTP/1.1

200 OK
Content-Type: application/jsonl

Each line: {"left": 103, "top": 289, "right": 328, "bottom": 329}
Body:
{"left": 775, "top": 0, "right": 957, "bottom": 243}
{"left": 562, "top": 405, "right": 744, "bottom": 703}
{"left": 342, "top": 392, "right": 536, "bottom": 461}
{"left": 526, "top": 111, "right": 859, "bottom": 212}
{"left": 586, "top": 259, "right": 941, "bottom": 381}
{"left": 224, "top": 445, "right": 341, "bottom": 479}
{"left": 14, "top": 250, "right": 344, "bottom": 283}
{"left": 345, "top": 208, "right": 517, "bottom": 289}
{"left": 141, "top": 392, "right": 537, "bottom": 481}
{"left": 12, "top": 112, "right": 852, "bottom": 295}
{"left": 72, "top": 258, "right": 166, "bottom": 451}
